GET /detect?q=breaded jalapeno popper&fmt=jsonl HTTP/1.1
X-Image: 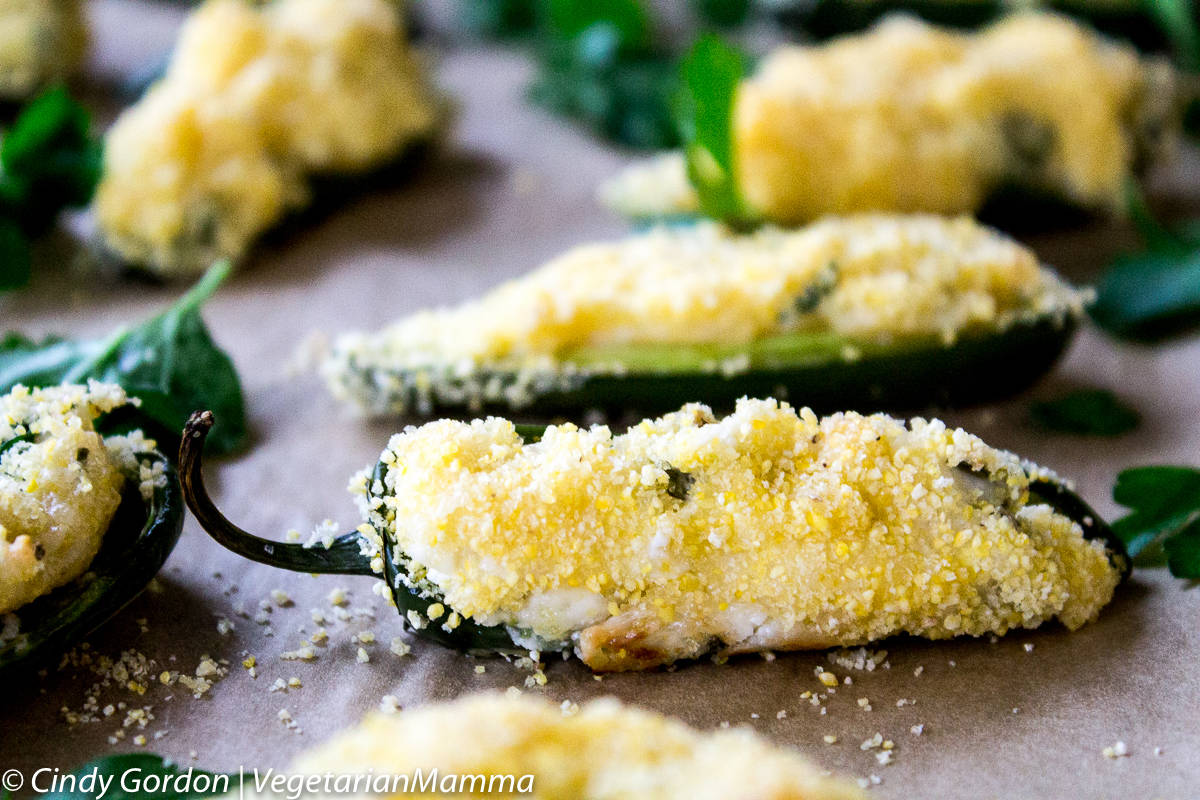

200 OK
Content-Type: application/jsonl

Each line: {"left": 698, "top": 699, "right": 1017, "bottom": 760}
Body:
{"left": 601, "top": 13, "right": 1180, "bottom": 224}
{"left": 323, "top": 215, "right": 1088, "bottom": 416}
{"left": 0, "top": 383, "right": 164, "bottom": 614}
{"left": 1, "top": 383, "right": 182, "bottom": 673}
{"left": 243, "top": 693, "right": 865, "bottom": 800}
{"left": 182, "top": 400, "right": 1128, "bottom": 671}
{"left": 92, "top": 0, "right": 438, "bottom": 279}
{"left": 0, "top": 0, "right": 87, "bottom": 101}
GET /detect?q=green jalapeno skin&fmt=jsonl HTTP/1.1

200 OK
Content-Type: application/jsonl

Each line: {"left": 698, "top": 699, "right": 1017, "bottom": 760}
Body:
{"left": 0, "top": 447, "right": 185, "bottom": 676}
{"left": 339, "top": 313, "right": 1078, "bottom": 419}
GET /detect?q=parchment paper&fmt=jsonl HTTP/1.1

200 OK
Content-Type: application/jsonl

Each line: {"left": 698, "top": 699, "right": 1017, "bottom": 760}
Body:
{"left": 2, "top": 2, "right": 1199, "bottom": 796}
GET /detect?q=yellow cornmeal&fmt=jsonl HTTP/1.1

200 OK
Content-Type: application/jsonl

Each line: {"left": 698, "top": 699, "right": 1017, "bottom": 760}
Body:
{"left": 276, "top": 693, "right": 864, "bottom": 800}
{"left": 355, "top": 399, "right": 1120, "bottom": 671}
{"left": 93, "top": 0, "right": 438, "bottom": 278}
{"left": 601, "top": 13, "right": 1177, "bottom": 223}
{"left": 0, "top": 0, "right": 86, "bottom": 99}
{"left": 0, "top": 383, "right": 156, "bottom": 615}
{"left": 326, "top": 215, "right": 1086, "bottom": 415}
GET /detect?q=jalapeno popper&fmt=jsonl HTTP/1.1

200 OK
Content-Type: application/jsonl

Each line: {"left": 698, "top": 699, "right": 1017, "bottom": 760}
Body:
{"left": 259, "top": 693, "right": 865, "bottom": 800}
{"left": 601, "top": 13, "right": 1179, "bottom": 224}
{"left": 0, "top": 383, "right": 183, "bottom": 673}
{"left": 92, "top": 0, "right": 439, "bottom": 279}
{"left": 181, "top": 400, "right": 1127, "bottom": 672}
{"left": 0, "top": 383, "right": 162, "bottom": 613}
{"left": 324, "top": 215, "right": 1088, "bottom": 416}
{"left": 0, "top": 0, "right": 87, "bottom": 101}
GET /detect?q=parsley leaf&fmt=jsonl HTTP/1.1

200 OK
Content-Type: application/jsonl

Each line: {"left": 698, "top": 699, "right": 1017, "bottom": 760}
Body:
{"left": 1111, "top": 466, "right": 1200, "bottom": 578}
{"left": 1030, "top": 389, "right": 1141, "bottom": 436}
{"left": 458, "top": 0, "right": 540, "bottom": 39}
{"left": 527, "top": 0, "right": 681, "bottom": 149}
{"left": 673, "top": 34, "right": 754, "bottom": 225}
{"left": 0, "top": 262, "right": 247, "bottom": 454}
{"left": 0, "top": 217, "right": 31, "bottom": 291}
{"left": 0, "top": 87, "right": 102, "bottom": 291}
{"left": 694, "top": 0, "right": 752, "bottom": 28}
{"left": 1090, "top": 183, "right": 1200, "bottom": 340}
{"left": 1144, "top": 0, "right": 1200, "bottom": 71}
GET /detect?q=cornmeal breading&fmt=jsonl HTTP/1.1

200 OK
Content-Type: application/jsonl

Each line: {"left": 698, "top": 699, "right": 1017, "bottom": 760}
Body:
{"left": 0, "top": 0, "right": 86, "bottom": 100}
{"left": 93, "top": 0, "right": 438, "bottom": 278}
{"left": 326, "top": 215, "right": 1086, "bottom": 415}
{"left": 0, "top": 383, "right": 152, "bottom": 614}
{"left": 600, "top": 13, "right": 1177, "bottom": 223}
{"left": 355, "top": 399, "right": 1122, "bottom": 671}
{"left": 269, "top": 693, "right": 864, "bottom": 799}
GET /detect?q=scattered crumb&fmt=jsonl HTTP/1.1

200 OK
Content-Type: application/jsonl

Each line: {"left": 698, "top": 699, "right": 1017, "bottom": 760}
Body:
{"left": 1102, "top": 741, "right": 1129, "bottom": 760}
{"left": 828, "top": 647, "right": 889, "bottom": 671}
{"left": 379, "top": 695, "right": 400, "bottom": 714}
{"left": 280, "top": 645, "right": 317, "bottom": 662}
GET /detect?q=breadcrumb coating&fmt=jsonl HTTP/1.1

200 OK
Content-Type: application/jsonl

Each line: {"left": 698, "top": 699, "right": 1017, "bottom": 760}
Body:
{"left": 93, "top": 0, "right": 438, "bottom": 278}
{"left": 354, "top": 399, "right": 1121, "bottom": 670}
{"left": 327, "top": 215, "right": 1085, "bottom": 415}
{"left": 601, "top": 13, "right": 1176, "bottom": 223}
{"left": 0, "top": 383, "right": 153, "bottom": 614}
{"left": 280, "top": 693, "right": 864, "bottom": 799}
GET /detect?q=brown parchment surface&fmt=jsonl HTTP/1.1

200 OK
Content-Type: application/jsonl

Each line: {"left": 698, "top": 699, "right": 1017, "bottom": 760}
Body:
{"left": 1, "top": 2, "right": 1199, "bottom": 797}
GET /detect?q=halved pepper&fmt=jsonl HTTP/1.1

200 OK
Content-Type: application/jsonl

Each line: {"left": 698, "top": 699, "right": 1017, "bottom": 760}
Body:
{"left": 181, "top": 401, "right": 1128, "bottom": 671}
{"left": 324, "top": 216, "right": 1089, "bottom": 417}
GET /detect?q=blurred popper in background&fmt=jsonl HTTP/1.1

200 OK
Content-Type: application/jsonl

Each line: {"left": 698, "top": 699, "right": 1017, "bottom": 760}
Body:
{"left": 602, "top": 12, "right": 1183, "bottom": 225}
{"left": 240, "top": 693, "right": 867, "bottom": 799}
{"left": 92, "top": 0, "right": 440, "bottom": 279}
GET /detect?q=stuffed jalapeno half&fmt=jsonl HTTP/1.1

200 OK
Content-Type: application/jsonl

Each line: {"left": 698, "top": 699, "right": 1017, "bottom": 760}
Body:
{"left": 248, "top": 692, "right": 865, "bottom": 800}
{"left": 0, "top": 382, "right": 183, "bottom": 673}
{"left": 324, "top": 215, "right": 1088, "bottom": 417}
{"left": 92, "top": 0, "right": 439, "bottom": 279}
{"left": 600, "top": 13, "right": 1180, "bottom": 225}
{"left": 181, "top": 400, "right": 1128, "bottom": 672}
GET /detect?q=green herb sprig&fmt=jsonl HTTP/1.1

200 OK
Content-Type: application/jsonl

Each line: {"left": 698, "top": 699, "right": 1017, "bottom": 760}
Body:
{"left": 527, "top": 0, "right": 681, "bottom": 150}
{"left": 673, "top": 34, "right": 754, "bottom": 225}
{"left": 0, "top": 87, "right": 102, "bottom": 291}
{"left": 1090, "top": 184, "right": 1200, "bottom": 340}
{"left": 0, "top": 262, "right": 247, "bottom": 454}
{"left": 1112, "top": 466, "right": 1200, "bottom": 579}
{"left": 465, "top": 0, "right": 754, "bottom": 150}
{"left": 1030, "top": 389, "right": 1141, "bottom": 436}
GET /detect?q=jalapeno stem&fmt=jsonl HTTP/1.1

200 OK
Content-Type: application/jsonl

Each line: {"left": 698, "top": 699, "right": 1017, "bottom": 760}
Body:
{"left": 179, "top": 411, "right": 374, "bottom": 576}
